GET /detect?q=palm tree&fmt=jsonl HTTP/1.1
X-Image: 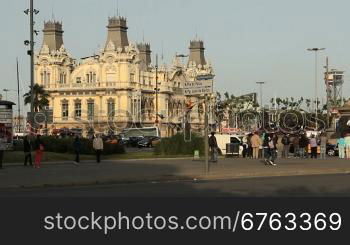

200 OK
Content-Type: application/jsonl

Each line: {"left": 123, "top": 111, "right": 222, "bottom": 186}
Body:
{"left": 23, "top": 84, "right": 49, "bottom": 112}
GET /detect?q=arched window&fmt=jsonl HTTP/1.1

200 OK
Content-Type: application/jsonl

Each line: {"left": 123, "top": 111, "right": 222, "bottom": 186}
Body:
{"left": 41, "top": 68, "right": 51, "bottom": 84}
{"left": 59, "top": 72, "right": 66, "bottom": 84}
{"left": 86, "top": 71, "right": 97, "bottom": 83}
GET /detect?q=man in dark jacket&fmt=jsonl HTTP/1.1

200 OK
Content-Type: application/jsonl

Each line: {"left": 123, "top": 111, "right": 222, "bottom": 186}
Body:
{"left": 209, "top": 132, "right": 218, "bottom": 162}
{"left": 23, "top": 135, "right": 32, "bottom": 166}
{"left": 73, "top": 135, "right": 81, "bottom": 164}
{"left": 299, "top": 133, "right": 309, "bottom": 158}
{"left": 281, "top": 134, "right": 290, "bottom": 158}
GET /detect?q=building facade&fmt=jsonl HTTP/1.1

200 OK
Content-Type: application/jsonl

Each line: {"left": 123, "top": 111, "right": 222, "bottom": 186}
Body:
{"left": 34, "top": 16, "right": 215, "bottom": 137}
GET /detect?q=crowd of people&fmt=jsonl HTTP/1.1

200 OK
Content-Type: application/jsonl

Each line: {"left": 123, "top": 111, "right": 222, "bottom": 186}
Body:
{"left": 209, "top": 131, "right": 350, "bottom": 166}
{"left": 244, "top": 131, "right": 350, "bottom": 165}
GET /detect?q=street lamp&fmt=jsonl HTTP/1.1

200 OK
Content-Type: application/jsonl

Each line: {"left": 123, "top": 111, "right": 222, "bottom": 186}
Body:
{"left": 256, "top": 82, "right": 266, "bottom": 130}
{"left": 307, "top": 48, "right": 325, "bottom": 130}
{"left": 2, "top": 89, "right": 10, "bottom": 100}
{"left": 24, "top": 0, "right": 40, "bottom": 133}
{"left": 154, "top": 54, "right": 159, "bottom": 124}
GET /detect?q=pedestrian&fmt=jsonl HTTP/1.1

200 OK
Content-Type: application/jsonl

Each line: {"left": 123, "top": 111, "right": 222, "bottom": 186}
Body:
{"left": 309, "top": 134, "right": 318, "bottom": 159}
{"left": 242, "top": 135, "right": 248, "bottom": 158}
{"left": 281, "top": 134, "right": 290, "bottom": 159}
{"left": 299, "top": 133, "right": 308, "bottom": 158}
{"left": 23, "top": 135, "right": 33, "bottom": 166}
{"left": 292, "top": 135, "right": 300, "bottom": 158}
{"left": 0, "top": 150, "right": 3, "bottom": 169}
{"left": 266, "top": 133, "right": 278, "bottom": 166}
{"left": 93, "top": 134, "right": 104, "bottom": 163}
{"left": 259, "top": 132, "right": 265, "bottom": 159}
{"left": 73, "top": 135, "right": 81, "bottom": 165}
{"left": 262, "top": 133, "right": 270, "bottom": 163}
{"left": 34, "top": 135, "right": 45, "bottom": 168}
{"left": 337, "top": 135, "right": 346, "bottom": 159}
{"left": 251, "top": 132, "right": 261, "bottom": 159}
{"left": 247, "top": 133, "right": 253, "bottom": 158}
{"left": 209, "top": 132, "right": 218, "bottom": 162}
{"left": 320, "top": 133, "right": 327, "bottom": 159}
{"left": 345, "top": 133, "right": 350, "bottom": 159}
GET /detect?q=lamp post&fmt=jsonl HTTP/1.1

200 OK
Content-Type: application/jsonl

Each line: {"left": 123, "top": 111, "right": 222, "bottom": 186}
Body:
{"left": 154, "top": 54, "right": 159, "bottom": 125}
{"left": 307, "top": 48, "right": 325, "bottom": 130}
{"left": 24, "top": 0, "right": 39, "bottom": 133}
{"left": 2, "top": 89, "right": 10, "bottom": 100}
{"left": 256, "top": 82, "right": 266, "bottom": 130}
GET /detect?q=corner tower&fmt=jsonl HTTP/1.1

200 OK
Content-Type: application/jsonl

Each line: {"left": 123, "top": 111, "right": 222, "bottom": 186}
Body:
{"left": 42, "top": 20, "right": 64, "bottom": 52}
{"left": 188, "top": 40, "right": 206, "bottom": 67}
{"left": 137, "top": 43, "right": 152, "bottom": 67}
{"left": 104, "top": 16, "right": 129, "bottom": 51}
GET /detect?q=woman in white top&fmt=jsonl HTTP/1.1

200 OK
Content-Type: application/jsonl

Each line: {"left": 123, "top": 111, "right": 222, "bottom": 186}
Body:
{"left": 344, "top": 133, "right": 350, "bottom": 159}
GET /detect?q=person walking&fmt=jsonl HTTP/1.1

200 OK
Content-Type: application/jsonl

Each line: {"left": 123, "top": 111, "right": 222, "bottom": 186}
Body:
{"left": 292, "top": 135, "right": 300, "bottom": 158}
{"left": 209, "top": 132, "right": 218, "bottom": 162}
{"left": 23, "top": 135, "right": 32, "bottom": 166}
{"left": 251, "top": 132, "right": 261, "bottom": 159}
{"left": 241, "top": 135, "right": 248, "bottom": 158}
{"left": 281, "top": 134, "right": 290, "bottom": 159}
{"left": 345, "top": 133, "right": 350, "bottom": 159}
{"left": 73, "top": 135, "right": 81, "bottom": 165}
{"left": 299, "top": 133, "right": 308, "bottom": 158}
{"left": 319, "top": 133, "right": 328, "bottom": 159}
{"left": 247, "top": 133, "right": 253, "bottom": 158}
{"left": 262, "top": 133, "right": 270, "bottom": 163}
{"left": 0, "top": 150, "right": 3, "bottom": 169}
{"left": 34, "top": 135, "right": 44, "bottom": 168}
{"left": 337, "top": 135, "right": 346, "bottom": 159}
{"left": 266, "top": 133, "right": 278, "bottom": 166}
{"left": 309, "top": 135, "right": 318, "bottom": 159}
{"left": 93, "top": 134, "right": 104, "bottom": 163}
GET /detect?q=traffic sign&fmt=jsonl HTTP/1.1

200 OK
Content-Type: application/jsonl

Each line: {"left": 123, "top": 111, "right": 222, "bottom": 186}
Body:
{"left": 183, "top": 80, "right": 213, "bottom": 96}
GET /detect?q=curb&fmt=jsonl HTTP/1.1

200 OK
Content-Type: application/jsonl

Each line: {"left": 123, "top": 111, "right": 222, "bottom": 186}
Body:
{"left": 4, "top": 157, "right": 196, "bottom": 167}
{"left": 1, "top": 169, "right": 350, "bottom": 190}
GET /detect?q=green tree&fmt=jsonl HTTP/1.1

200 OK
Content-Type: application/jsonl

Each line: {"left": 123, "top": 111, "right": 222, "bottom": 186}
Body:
{"left": 23, "top": 84, "right": 49, "bottom": 112}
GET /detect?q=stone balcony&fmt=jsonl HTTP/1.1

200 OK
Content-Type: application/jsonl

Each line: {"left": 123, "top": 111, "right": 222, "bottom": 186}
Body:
{"left": 43, "top": 82, "right": 174, "bottom": 93}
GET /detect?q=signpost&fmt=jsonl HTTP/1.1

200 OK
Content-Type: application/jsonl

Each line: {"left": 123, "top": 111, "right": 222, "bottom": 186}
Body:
{"left": 0, "top": 99, "right": 15, "bottom": 169}
{"left": 183, "top": 79, "right": 213, "bottom": 96}
{"left": 183, "top": 76, "right": 214, "bottom": 174}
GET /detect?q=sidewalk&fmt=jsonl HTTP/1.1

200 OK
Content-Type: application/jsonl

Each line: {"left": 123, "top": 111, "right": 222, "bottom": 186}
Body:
{"left": 0, "top": 157, "right": 350, "bottom": 189}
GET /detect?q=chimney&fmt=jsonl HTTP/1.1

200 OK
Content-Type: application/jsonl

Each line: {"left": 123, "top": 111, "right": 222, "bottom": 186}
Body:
{"left": 137, "top": 43, "right": 152, "bottom": 67}
{"left": 104, "top": 16, "right": 129, "bottom": 51}
{"left": 188, "top": 40, "right": 206, "bottom": 67}
{"left": 42, "top": 20, "right": 64, "bottom": 52}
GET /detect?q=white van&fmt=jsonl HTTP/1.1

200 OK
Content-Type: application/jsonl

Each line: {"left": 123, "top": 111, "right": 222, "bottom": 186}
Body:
{"left": 214, "top": 134, "right": 242, "bottom": 155}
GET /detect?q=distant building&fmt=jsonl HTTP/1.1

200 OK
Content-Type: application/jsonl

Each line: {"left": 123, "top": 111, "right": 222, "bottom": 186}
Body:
{"left": 35, "top": 16, "right": 215, "bottom": 137}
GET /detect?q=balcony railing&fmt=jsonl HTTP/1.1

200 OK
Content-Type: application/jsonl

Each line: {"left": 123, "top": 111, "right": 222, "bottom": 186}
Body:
{"left": 44, "top": 82, "right": 173, "bottom": 92}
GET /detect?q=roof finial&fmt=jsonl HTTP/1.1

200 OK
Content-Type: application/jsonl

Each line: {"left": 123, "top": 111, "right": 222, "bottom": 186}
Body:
{"left": 161, "top": 42, "right": 164, "bottom": 63}
{"left": 142, "top": 30, "right": 145, "bottom": 43}
{"left": 116, "top": 0, "right": 120, "bottom": 16}
{"left": 51, "top": 1, "right": 55, "bottom": 20}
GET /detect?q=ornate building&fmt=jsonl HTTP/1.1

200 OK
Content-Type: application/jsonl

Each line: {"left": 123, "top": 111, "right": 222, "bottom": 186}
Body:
{"left": 35, "top": 16, "right": 215, "bottom": 137}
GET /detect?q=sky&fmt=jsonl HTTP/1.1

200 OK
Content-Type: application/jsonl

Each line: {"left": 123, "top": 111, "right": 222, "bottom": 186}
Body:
{"left": 1, "top": 0, "right": 350, "bottom": 114}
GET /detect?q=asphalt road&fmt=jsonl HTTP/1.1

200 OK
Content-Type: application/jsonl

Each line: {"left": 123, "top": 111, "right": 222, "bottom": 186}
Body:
{"left": 1, "top": 173, "right": 350, "bottom": 197}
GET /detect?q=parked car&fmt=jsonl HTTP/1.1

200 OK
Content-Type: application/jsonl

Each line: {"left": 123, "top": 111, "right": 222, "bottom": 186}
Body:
{"left": 128, "top": 136, "right": 145, "bottom": 147}
{"left": 137, "top": 136, "right": 160, "bottom": 148}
